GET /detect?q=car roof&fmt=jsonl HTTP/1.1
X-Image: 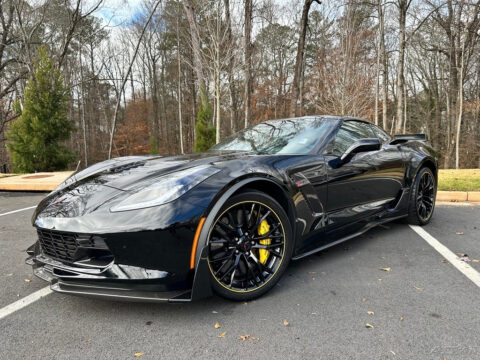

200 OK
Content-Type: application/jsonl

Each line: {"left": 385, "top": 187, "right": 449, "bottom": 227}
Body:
{"left": 260, "top": 115, "right": 370, "bottom": 126}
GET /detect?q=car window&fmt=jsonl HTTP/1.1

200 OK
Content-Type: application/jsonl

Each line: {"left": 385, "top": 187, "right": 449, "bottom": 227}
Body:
{"left": 370, "top": 124, "right": 391, "bottom": 143}
{"left": 210, "top": 118, "right": 334, "bottom": 155}
{"left": 332, "top": 121, "right": 376, "bottom": 156}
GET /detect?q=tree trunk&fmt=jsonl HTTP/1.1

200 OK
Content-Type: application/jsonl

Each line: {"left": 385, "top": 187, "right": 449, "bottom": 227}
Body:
{"left": 290, "top": 0, "right": 319, "bottom": 118}
{"left": 224, "top": 0, "right": 238, "bottom": 134}
{"left": 244, "top": 0, "right": 253, "bottom": 128}
{"left": 378, "top": 0, "right": 388, "bottom": 131}
{"left": 183, "top": 0, "right": 206, "bottom": 96}
{"left": 455, "top": 39, "right": 465, "bottom": 169}
{"left": 176, "top": 15, "right": 184, "bottom": 154}
{"left": 395, "top": 0, "right": 408, "bottom": 134}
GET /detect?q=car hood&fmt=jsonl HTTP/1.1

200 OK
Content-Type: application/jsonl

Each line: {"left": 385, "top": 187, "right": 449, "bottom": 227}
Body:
{"left": 56, "top": 151, "right": 252, "bottom": 193}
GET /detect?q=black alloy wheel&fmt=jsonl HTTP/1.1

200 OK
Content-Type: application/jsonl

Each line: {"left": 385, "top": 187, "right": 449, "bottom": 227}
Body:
{"left": 407, "top": 167, "right": 436, "bottom": 225}
{"left": 207, "top": 191, "right": 293, "bottom": 301}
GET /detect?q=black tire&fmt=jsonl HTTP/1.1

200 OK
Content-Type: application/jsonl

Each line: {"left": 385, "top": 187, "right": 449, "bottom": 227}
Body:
{"left": 206, "top": 191, "right": 293, "bottom": 301}
{"left": 406, "top": 167, "right": 436, "bottom": 225}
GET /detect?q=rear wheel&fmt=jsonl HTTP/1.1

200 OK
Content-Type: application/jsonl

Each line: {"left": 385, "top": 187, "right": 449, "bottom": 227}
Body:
{"left": 406, "top": 167, "right": 436, "bottom": 225}
{"left": 207, "top": 191, "right": 293, "bottom": 301}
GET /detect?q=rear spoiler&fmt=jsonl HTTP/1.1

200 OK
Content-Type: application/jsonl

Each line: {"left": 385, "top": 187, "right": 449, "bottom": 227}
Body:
{"left": 390, "top": 133, "right": 427, "bottom": 145}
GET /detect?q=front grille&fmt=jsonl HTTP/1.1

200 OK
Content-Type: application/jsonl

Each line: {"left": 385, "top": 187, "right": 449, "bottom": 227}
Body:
{"left": 37, "top": 229, "right": 87, "bottom": 262}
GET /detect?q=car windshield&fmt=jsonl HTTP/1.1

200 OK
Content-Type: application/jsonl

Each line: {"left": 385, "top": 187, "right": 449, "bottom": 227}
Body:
{"left": 210, "top": 118, "right": 331, "bottom": 155}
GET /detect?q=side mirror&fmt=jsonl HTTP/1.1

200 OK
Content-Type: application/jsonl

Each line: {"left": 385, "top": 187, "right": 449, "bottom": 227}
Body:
{"left": 340, "top": 138, "right": 381, "bottom": 163}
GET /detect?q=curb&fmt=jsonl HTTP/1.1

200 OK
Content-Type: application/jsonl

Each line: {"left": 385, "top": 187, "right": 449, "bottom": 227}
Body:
{"left": 0, "top": 172, "right": 73, "bottom": 192}
{"left": 437, "top": 191, "right": 480, "bottom": 202}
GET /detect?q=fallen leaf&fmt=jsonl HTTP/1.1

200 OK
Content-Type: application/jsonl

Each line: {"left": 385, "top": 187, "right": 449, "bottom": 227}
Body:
{"left": 308, "top": 272, "right": 316, "bottom": 275}
{"left": 311, "top": 312, "right": 317, "bottom": 315}
{"left": 212, "top": 310, "right": 218, "bottom": 314}
{"left": 456, "top": 232, "right": 464, "bottom": 235}
{"left": 6, "top": 273, "right": 13, "bottom": 277}
{"left": 413, "top": 285, "right": 424, "bottom": 291}
{"left": 391, "top": 350, "right": 396, "bottom": 356}
{"left": 362, "top": 298, "right": 367, "bottom": 302}
{"left": 400, "top": 317, "right": 404, "bottom": 321}
{"left": 214, "top": 322, "right": 221, "bottom": 329}
{"left": 380, "top": 267, "right": 391, "bottom": 272}
{"left": 472, "top": 259, "right": 480, "bottom": 263}
{"left": 441, "top": 259, "right": 447, "bottom": 263}
{"left": 239, "top": 334, "right": 250, "bottom": 341}
{"left": 24, "top": 279, "right": 31, "bottom": 283}
{"left": 134, "top": 353, "right": 145, "bottom": 358}
{"left": 378, "top": 278, "right": 382, "bottom": 282}
{"left": 367, "top": 310, "right": 374, "bottom": 315}
{"left": 283, "top": 319, "right": 289, "bottom": 326}
{"left": 312, "top": 277, "right": 316, "bottom": 280}
{"left": 242, "top": 301, "right": 248, "bottom": 305}
{"left": 365, "top": 323, "right": 374, "bottom": 329}
{"left": 86, "top": 339, "right": 91, "bottom": 343}
{"left": 218, "top": 332, "right": 227, "bottom": 338}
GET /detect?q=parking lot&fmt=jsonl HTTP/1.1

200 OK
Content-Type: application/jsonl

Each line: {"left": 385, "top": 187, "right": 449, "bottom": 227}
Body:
{"left": 1, "top": 192, "right": 479, "bottom": 359}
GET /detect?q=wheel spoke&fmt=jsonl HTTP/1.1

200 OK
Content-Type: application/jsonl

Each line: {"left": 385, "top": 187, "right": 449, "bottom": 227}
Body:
{"left": 208, "top": 201, "right": 285, "bottom": 293}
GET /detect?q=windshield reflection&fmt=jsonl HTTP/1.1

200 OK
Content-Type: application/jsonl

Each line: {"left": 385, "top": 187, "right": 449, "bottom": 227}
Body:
{"left": 210, "top": 118, "right": 330, "bottom": 155}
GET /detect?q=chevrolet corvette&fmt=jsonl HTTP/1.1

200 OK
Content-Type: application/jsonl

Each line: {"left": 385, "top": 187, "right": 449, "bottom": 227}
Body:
{"left": 26, "top": 116, "right": 438, "bottom": 302}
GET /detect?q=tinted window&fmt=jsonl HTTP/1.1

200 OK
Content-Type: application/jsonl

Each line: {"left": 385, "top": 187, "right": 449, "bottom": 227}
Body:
{"left": 371, "top": 124, "right": 391, "bottom": 143}
{"left": 332, "top": 121, "right": 376, "bottom": 156}
{"left": 210, "top": 118, "right": 332, "bottom": 155}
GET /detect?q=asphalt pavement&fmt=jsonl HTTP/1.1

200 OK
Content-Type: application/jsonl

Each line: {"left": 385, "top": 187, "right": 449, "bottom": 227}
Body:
{"left": 1, "top": 192, "right": 479, "bottom": 360}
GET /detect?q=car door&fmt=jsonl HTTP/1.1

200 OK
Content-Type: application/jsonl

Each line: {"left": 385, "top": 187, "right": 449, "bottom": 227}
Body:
{"left": 324, "top": 120, "right": 404, "bottom": 231}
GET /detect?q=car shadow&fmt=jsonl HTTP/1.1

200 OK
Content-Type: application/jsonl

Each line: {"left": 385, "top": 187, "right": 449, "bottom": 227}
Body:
{"left": 59, "top": 222, "right": 406, "bottom": 318}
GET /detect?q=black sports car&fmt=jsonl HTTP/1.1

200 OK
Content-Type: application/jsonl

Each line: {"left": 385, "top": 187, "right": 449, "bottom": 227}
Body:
{"left": 26, "top": 116, "right": 438, "bottom": 302}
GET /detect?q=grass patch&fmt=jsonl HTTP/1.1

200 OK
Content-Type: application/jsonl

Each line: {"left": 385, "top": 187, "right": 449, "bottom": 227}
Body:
{"left": 438, "top": 169, "right": 480, "bottom": 191}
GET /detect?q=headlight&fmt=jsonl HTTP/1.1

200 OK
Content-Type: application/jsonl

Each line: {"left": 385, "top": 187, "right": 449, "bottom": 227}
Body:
{"left": 110, "top": 165, "right": 220, "bottom": 212}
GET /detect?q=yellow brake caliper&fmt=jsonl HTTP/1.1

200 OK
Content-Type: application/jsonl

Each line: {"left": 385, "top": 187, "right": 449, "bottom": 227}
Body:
{"left": 257, "top": 217, "right": 271, "bottom": 265}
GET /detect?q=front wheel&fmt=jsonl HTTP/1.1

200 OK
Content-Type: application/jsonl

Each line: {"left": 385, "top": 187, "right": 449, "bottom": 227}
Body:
{"left": 207, "top": 191, "right": 293, "bottom": 301}
{"left": 406, "top": 167, "right": 436, "bottom": 225}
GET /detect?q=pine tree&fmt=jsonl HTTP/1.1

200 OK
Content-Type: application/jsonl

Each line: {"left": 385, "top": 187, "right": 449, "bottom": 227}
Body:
{"left": 194, "top": 89, "right": 216, "bottom": 152}
{"left": 149, "top": 136, "right": 159, "bottom": 155}
{"left": 7, "top": 46, "right": 75, "bottom": 172}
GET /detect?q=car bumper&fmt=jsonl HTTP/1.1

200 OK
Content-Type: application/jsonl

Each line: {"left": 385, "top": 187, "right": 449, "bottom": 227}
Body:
{"left": 25, "top": 226, "right": 213, "bottom": 302}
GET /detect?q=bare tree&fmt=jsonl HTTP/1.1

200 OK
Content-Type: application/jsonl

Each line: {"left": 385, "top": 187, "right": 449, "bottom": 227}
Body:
{"left": 108, "top": 0, "right": 162, "bottom": 159}
{"left": 290, "top": 0, "right": 320, "bottom": 118}
{"left": 244, "top": 0, "right": 252, "bottom": 128}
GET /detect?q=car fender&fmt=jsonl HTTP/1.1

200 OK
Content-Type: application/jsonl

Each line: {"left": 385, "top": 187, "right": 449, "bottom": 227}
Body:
{"left": 190, "top": 176, "right": 293, "bottom": 300}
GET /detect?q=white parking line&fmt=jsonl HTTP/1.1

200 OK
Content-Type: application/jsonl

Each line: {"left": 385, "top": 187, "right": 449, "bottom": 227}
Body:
{"left": 0, "top": 286, "right": 52, "bottom": 321}
{"left": 0, "top": 206, "right": 37, "bottom": 217}
{"left": 410, "top": 225, "right": 480, "bottom": 288}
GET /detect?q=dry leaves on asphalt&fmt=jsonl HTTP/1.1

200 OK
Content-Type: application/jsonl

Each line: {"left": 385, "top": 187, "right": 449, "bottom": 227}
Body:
{"left": 362, "top": 297, "right": 367, "bottom": 302}
{"left": 441, "top": 259, "right": 447, "bottom": 263}
{"left": 400, "top": 317, "right": 404, "bottom": 321}
{"left": 211, "top": 310, "right": 218, "bottom": 314}
{"left": 365, "top": 323, "right": 374, "bottom": 329}
{"left": 24, "top": 279, "right": 31, "bottom": 283}
{"left": 218, "top": 332, "right": 227, "bottom": 338}
{"left": 367, "top": 311, "right": 374, "bottom": 315}
{"left": 413, "top": 285, "right": 424, "bottom": 291}
{"left": 134, "top": 353, "right": 145, "bottom": 358}
{"left": 239, "top": 334, "right": 250, "bottom": 341}
{"left": 214, "top": 322, "right": 221, "bottom": 329}
{"left": 380, "top": 267, "right": 391, "bottom": 272}
{"left": 456, "top": 232, "right": 464, "bottom": 235}
{"left": 283, "top": 320, "right": 289, "bottom": 326}
{"left": 472, "top": 259, "right": 480, "bottom": 263}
